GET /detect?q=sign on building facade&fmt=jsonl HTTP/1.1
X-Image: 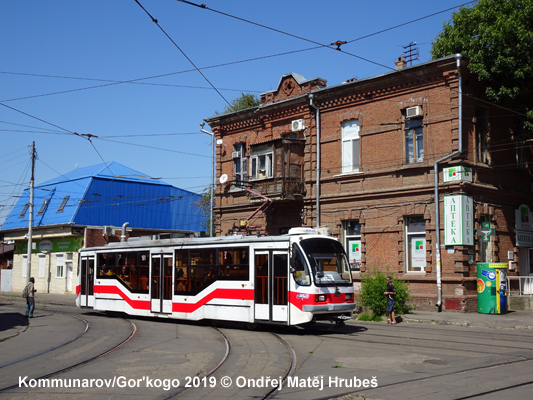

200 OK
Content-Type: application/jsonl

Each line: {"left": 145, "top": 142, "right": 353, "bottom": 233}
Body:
{"left": 443, "top": 166, "right": 473, "bottom": 183}
{"left": 444, "top": 194, "right": 474, "bottom": 246}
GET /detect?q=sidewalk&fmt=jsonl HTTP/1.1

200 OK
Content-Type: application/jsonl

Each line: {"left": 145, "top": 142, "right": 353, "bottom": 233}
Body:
{"left": 0, "top": 291, "right": 76, "bottom": 307}
{"left": 402, "top": 309, "right": 533, "bottom": 330}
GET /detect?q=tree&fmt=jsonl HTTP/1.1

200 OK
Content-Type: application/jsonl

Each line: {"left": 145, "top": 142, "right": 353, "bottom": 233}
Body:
{"left": 194, "top": 187, "right": 215, "bottom": 236}
{"left": 215, "top": 92, "right": 261, "bottom": 115}
{"left": 431, "top": 0, "right": 533, "bottom": 128}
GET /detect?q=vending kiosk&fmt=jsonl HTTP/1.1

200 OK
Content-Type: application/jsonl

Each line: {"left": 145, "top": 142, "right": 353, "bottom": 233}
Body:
{"left": 477, "top": 263, "right": 508, "bottom": 314}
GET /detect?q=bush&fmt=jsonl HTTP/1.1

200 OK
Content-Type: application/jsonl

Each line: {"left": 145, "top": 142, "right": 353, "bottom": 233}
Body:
{"left": 357, "top": 312, "right": 383, "bottom": 322}
{"left": 359, "top": 269, "right": 414, "bottom": 317}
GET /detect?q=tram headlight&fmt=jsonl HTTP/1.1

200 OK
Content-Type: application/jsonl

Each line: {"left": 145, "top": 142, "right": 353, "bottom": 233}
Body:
{"left": 315, "top": 294, "right": 326, "bottom": 302}
{"left": 345, "top": 293, "right": 353, "bottom": 301}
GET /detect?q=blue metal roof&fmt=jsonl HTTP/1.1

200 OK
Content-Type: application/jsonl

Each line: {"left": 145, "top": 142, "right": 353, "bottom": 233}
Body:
{"left": 1, "top": 162, "right": 204, "bottom": 232}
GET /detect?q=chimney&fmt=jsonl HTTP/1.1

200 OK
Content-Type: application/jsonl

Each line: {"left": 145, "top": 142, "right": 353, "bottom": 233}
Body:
{"left": 395, "top": 55, "right": 407, "bottom": 70}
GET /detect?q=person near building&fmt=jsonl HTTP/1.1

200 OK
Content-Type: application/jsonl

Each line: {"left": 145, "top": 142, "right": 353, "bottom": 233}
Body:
{"left": 24, "top": 277, "right": 37, "bottom": 318}
{"left": 385, "top": 276, "right": 396, "bottom": 324}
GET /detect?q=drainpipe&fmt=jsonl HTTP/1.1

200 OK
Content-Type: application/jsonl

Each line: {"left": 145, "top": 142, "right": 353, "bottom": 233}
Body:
{"left": 309, "top": 93, "right": 320, "bottom": 227}
{"left": 121, "top": 222, "right": 130, "bottom": 242}
{"left": 434, "top": 54, "right": 463, "bottom": 311}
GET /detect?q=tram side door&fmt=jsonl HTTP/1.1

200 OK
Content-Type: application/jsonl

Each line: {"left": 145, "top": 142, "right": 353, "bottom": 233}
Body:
{"left": 80, "top": 256, "right": 95, "bottom": 307}
{"left": 254, "top": 250, "right": 289, "bottom": 323}
{"left": 150, "top": 253, "right": 173, "bottom": 314}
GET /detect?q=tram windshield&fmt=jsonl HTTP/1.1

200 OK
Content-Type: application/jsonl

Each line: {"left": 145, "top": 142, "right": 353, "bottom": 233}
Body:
{"left": 299, "top": 237, "right": 353, "bottom": 286}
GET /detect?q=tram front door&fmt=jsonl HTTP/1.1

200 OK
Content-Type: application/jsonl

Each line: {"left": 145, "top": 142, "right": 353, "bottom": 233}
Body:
{"left": 79, "top": 256, "right": 95, "bottom": 307}
{"left": 150, "top": 253, "right": 173, "bottom": 314}
{"left": 254, "top": 250, "right": 288, "bottom": 323}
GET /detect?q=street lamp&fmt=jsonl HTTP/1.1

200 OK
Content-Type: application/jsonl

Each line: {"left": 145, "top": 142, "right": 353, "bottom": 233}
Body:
{"left": 200, "top": 122, "right": 215, "bottom": 237}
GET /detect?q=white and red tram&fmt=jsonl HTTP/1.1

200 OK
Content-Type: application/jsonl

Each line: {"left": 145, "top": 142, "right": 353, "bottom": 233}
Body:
{"left": 76, "top": 228, "right": 356, "bottom": 326}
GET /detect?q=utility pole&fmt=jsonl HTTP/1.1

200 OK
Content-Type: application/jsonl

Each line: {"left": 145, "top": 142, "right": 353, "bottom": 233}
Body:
{"left": 26, "top": 141, "right": 36, "bottom": 283}
{"left": 200, "top": 123, "right": 215, "bottom": 237}
{"left": 403, "top": 42, "right": 419, "bottom": 66}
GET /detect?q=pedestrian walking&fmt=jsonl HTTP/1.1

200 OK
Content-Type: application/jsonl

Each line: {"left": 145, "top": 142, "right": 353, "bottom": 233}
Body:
{"left": 23, "top": 277, "right": 37, "bottom": 318}
{"left": 385, "top": 276, "right": 396, "bottom": 324}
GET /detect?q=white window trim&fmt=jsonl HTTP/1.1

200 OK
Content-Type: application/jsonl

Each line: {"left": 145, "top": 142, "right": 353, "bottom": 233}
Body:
{"left": 341, "top": 120, "right": 360, "bottom": 173}
{"left": 405, "top": 217, "right": 426, "bottom": 272}
{"left": 56, "top": 254, "right": 64, "bottom": 278}
{"left": 232, "top": 143, "right": 247, "bottom": 190}
{"left": 249, "top": 152, "right": 273, "bottom": 180}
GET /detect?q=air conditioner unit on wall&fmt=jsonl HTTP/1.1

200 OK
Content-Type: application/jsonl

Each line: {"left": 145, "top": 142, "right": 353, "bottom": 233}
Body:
{"left": 103, "top": 226, "right": 114, "bottom": 236}
{"left": 232, "top": 151, "right": 241, "bottom": 159}
{"left": 292, "top": 119, "right": 305, "bottom": 132}
{"left": 406, "top": 106, "right": 423, "bottom": 118}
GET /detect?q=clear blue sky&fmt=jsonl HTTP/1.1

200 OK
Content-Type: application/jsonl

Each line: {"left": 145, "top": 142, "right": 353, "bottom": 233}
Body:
{"left": 0, "top": 0, "right": 473, "bottom": 225}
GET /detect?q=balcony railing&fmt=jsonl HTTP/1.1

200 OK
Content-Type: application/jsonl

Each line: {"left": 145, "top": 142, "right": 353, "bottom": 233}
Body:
{"left": 248, "top": 178, "right": 305, "bottom": 201}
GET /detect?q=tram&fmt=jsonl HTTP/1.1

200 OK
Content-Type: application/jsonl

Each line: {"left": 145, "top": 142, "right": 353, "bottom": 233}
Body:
{"left": 76, "top": 228, "right": 356, "bottom": 326}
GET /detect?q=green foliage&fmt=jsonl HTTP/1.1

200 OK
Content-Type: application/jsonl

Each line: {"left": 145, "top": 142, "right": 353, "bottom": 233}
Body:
{"left": 430, "top": 0, "right": 533, "bottom": 129}
{"left": 215, "top": 92, "right": 261, "bottom": 115}
{"left": 357, "top": 312, "right": 373, "bottom": 321}
{"left": 358, "top": 312, "right": 382, "bottom": 322}
{"left": 194, "top": 187, "right": 215, "bottom": 236}
{"left": 359, "top": 269, "right": 414, "bottom": 317}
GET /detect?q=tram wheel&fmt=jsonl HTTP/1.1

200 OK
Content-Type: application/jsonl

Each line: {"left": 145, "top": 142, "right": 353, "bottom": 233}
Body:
{"left": 335, "top": 320, "right": 345, "bottom": 326}
{"left": 245, "top": 322, "right": 258, "bottom": 330}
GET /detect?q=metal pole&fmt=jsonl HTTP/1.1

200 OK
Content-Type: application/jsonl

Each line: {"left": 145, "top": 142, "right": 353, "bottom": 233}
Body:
{"left": 26, "top": 141, "right": 35, "bottom": 283}
{"left": 200, "top": 123, "right": 215, "bottom": 237}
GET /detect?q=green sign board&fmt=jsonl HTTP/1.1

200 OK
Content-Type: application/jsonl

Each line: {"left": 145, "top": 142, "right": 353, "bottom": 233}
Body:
{"left": 443, "top": 194, "right": 474, "bottom": 246}
{"left": 15, "top": 237, "right": 83, "bottom": 254}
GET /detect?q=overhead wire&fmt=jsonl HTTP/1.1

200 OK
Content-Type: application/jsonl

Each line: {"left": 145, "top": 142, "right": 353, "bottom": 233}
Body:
{"left": 133, "top": 0, "right": 231, "bottom": 107}
{"left": 175, "top": 0, "right": 527, "bottom": 118}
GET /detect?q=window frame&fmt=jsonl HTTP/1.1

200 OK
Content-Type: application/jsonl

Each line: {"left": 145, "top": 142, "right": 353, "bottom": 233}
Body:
{"left": 249, "top": 144, "right": 274, "bottom": 181}
{"left": 57, "top": 196, "right": 70, "bottom": 213}
{"left": 405, "top": 216, "right": 426, "bottom": 272}
{"left": 37, "top": 199, "right": 50, "bottom": 216}
{"left": 475, "top": 108, "right": 488, "bottom": 164}
{"left": 343, "top": 220, "right": 362, "bottom": 271}
{"left": 19, "top": 203, "right": 30, "bottom": 218}
{"left": 341, "top": 120, "right": 360, "bottom": 173}
{"left": 232, "top": 143, "right": 247, "bottom": 189}
{"left": 56, "top": 254, "right": 64, "bottom": 278}
{"left": 404, "top": 112, "right": 424, "bottom": 164}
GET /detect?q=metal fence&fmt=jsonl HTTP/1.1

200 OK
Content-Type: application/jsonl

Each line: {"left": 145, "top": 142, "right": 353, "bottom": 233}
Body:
{"left": 507, "top": 276, "right": 533, "bottom": 297}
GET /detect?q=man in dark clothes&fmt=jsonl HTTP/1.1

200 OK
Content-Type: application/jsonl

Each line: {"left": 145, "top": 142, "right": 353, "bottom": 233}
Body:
{"left": 385, "top": 276, "right": 396, "bottom": 324}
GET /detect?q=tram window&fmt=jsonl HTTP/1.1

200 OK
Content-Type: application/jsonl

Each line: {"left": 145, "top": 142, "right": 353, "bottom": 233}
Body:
{"left": 95, "top": 251, "right": 148, "bottom": 293}
{"left": 97, "top": 253, "right": 116, "bottom": 278}
{"left": 291, "top": 244, "right": 310, "bottom": 286}
{"left": 174, "top": 247, "right": 250, "bottom": 295}
{"left": 299, "top": 238, "right": 353, "bottom": 286}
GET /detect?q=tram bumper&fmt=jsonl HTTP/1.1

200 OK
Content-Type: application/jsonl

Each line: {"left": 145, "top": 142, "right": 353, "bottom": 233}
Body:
{"left": 302, "top": 303, "right": 356, "bottom": 313}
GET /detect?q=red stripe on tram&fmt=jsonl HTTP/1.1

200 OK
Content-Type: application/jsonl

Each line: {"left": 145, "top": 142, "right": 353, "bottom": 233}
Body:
{"left": 172, "top": 288, "right": 254, "bottom": 313}
{"left": 95, "top": 285, "right": 151, "bottom": 310}
{"left": 94, "top": 285, "right": 254, "bottom": 314}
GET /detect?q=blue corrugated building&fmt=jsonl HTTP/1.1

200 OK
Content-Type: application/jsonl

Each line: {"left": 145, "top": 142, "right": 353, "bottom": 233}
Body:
{"left": 0, "top": 162, "right": 205, "bottom": 294}
{"left": 1, "top": 161, "right": 203, "bottom": 232}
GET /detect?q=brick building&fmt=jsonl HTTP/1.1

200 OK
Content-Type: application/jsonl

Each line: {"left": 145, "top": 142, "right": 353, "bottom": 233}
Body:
{"left": 204, "top": 55, "right": 533, "bottom": 312}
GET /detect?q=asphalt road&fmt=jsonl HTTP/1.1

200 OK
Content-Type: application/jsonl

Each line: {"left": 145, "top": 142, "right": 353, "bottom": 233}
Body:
{"left": 1, "top": 294, "right": 533, "bottom": 400}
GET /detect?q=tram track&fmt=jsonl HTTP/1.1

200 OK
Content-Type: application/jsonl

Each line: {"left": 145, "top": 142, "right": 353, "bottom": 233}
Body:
{"left": 162, "top": 325, "right": 298, "bottom": 400}
{"left": 0, "top": 314, "right": 90, "bottom": 369}
{"left": 0, "top": 313, "right": 137, "bottom": 394}
{"left": 278, "top": 321, "right": 533, "bottom": 400}
{"left": 308, "top": 321, "right": 533, "bottom": 355}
